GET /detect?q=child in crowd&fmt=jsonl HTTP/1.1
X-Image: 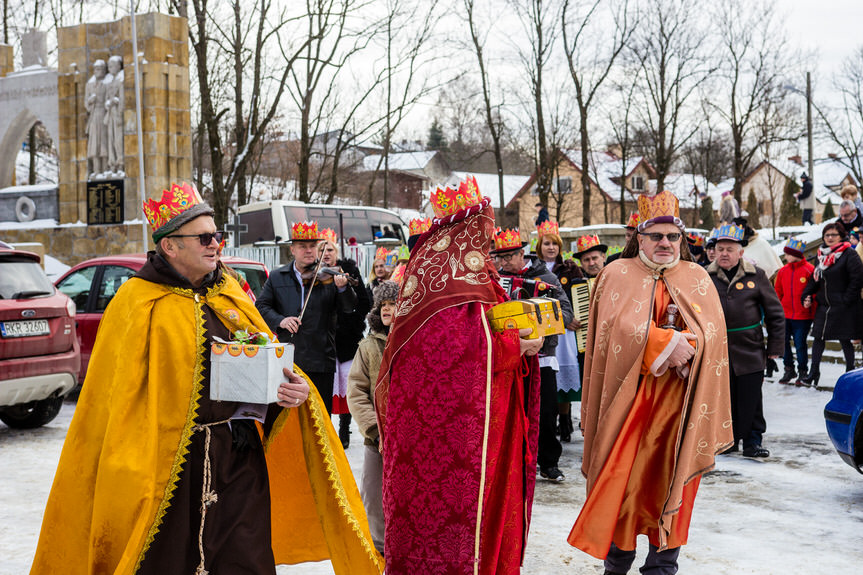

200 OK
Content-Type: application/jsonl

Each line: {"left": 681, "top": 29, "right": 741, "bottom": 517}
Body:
{"left": 774, "top": 238, "right": 815, "bottom": 385}
{"left": 346, "top": 280, "right": 399, "bottom": 555}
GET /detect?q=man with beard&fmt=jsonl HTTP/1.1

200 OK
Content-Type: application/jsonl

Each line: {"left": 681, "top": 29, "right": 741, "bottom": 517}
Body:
{"left": 494, "top": 228, "right": 575, "bottom": 482}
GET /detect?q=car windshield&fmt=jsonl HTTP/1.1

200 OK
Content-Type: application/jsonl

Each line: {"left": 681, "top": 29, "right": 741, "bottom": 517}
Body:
{"left": 0, "top": 258, "right": 55, "bottom": 299}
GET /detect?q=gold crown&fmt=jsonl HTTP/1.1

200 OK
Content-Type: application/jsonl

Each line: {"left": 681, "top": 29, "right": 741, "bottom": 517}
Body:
{"left": 291, "top": 221, "right": 319, "bottom": 241}
{"left": 430, "top": 175, "right": 484, "bottom": 218}
{"left": 375, "top": 246, "right": 390, "bottom": 261}
{"left": 142, "top": 182, "right": 204, "bottom": 233}
{"left": 409, "top": 217, "right": 432, "bottom": 236}
{"left": 537, "top": 220, "right": 559, "bottom": 237}
{"left": 493, "top": 228, "right": 524, "bottom": 252}
{"left": 638, "top": 190, "right": 680, "bottom": 223}
{"left": 319, "top": 228, "right": 338, "bottom": 245}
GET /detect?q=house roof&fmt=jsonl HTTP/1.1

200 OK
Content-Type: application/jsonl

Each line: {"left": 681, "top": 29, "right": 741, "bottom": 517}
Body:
{"left": 361, "top": 150, "right": 440, "bottom": 172}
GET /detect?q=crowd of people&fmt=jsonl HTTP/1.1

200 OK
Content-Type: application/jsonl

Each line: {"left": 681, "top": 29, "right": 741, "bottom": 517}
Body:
{"left": 28, "top": 177, "right": 863, "bottom": 575}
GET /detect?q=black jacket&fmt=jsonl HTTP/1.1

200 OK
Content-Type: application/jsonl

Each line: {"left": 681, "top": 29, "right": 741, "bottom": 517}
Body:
{"left": 708, "top": 259, "right": 785, "bottom": 377}
{"left": 256, "top": 261, "right": 357, "bottom": 373}
{"left": 836, "top": 210, "right": 863, "bottom": 236}
{"left": 499, "top": 257, "right": 574, "bottom": 356}
{"left": 801, "top": 246, "right": 863, "bottom": 340}
{"left": 335, "top": 258, "right": 371, "bottom": 362}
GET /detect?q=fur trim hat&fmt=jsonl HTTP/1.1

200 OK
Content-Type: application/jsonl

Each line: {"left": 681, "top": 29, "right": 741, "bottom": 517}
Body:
{"left": 372, "top": 280, "right": 400, "bottom": 309}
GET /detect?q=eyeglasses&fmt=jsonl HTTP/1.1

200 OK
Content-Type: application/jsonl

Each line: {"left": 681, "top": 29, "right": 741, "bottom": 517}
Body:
{"left": 166, "top": 231, "right": 225, "bottom": 246}
{"left": 494, "top": 252, "right": 517, "bottom": 262}
{"left": 639, "top": 232, "right": 682, "bottom": 242}
{"left": 823, "top": 233, "right": 841, "bottom": 238}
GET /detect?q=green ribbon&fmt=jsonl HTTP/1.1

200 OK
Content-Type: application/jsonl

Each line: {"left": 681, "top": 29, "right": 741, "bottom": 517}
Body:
{"left": 726, "top": 322, "right": 762, "bottom": 333}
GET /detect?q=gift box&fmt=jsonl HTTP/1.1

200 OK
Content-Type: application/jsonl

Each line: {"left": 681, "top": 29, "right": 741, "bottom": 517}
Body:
{"left": 210, "top": 341, "right": 294, "bottom": 403}
{"left": 486, "top": 297, "right": 565, "bottom": 339}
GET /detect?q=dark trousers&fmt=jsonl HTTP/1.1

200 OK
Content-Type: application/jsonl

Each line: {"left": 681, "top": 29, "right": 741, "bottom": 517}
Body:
{"left": 537, "top": 366, "right": 563, "bottom": 469}
{"left": 811, "top": 338, "right": 857, "bottom": 374}
{"left": 729, "top": 370, "right": 766, "bottom": 449}
{"left": 304, "top": 370, "right": 335, "bottom": 414}
{"left": 802, "top": 209, "right": 814, "bottom": 225}
{"left": 605, "top": 542, "right": 680, "bottom": 574}
{"left": 783, "top": 318, "right": 812, "bottom": 374}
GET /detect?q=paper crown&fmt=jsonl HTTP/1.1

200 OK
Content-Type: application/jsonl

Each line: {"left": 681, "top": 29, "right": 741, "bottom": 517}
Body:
{"left": 686, "top": 231, "right": 704, "bottom": 247}
{"left": 638, "top": 190, "right": 680, "bottom": 224}
{"left": 715, "top": 224, "right": 745, "bottom": 243}
{"left": 142, "top": 182, "right": 208, "bottom": 238}
{"left": 784, "top": 237, "right": 806, "bottom": 257}
{"left": 319, "top": 228, "right": 338, "bottom": 245}
{"left": 493, "top": 228, "right": 526, "bottom": 252}
{"left": 430, "top": 175, "right": 484, "bottom": 219}
{"left": 537, "top": 220, "right": 559, "bottom": 237}
{"left": 708, "top": 228, "right": 720, "bottom": 240}
{"left": 409, "top": 217, "right": 432, "bottom": 236}
{"left": 291, "top": 221, "right": 319, "bottom": 241}
{"left": 375, "top": 246, "right": 390, "bottom": 261}
{"left": 385, "top": 250, "right": 398, "bottom": 268}
{"left": 390, "top": 263, "right": 406, "bottom": 285}
{"left": 574, "top": 234, "right": 607, "bottom": 256}
{"left": 626, "top": 212, "right": 641, "bottom": 229}
{"left": 397, "top": 244, "right": 410, "bottom": 261}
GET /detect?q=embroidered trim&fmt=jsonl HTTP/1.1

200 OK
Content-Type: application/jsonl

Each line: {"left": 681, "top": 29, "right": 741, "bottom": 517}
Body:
{"left": 135, "top": 286, "right": 208, "bottom": 571}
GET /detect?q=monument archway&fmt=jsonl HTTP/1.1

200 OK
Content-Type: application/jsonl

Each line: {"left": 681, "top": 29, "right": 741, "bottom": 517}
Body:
{"left": 0, "top": 68, "right": 59, "bottom": 189}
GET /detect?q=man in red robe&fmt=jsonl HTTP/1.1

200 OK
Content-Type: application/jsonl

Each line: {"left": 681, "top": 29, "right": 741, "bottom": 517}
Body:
{"left": 375, "top": 176, "right": 542, "bottom": 574}
{"left": 568, "top": 190, "right": 733, "bottom": 574}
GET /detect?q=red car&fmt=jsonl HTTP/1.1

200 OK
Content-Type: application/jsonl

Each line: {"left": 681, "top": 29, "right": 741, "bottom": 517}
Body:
{"left": 0, "top": 247, "right": 80, "bottom": 428}
{"left": 54, "top": 253, "right": 269, "bottom": 382}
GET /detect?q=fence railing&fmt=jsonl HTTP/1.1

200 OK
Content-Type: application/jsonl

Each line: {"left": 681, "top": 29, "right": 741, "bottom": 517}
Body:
{"left": 223, "top": 243, "right": 380, "bottom": 282}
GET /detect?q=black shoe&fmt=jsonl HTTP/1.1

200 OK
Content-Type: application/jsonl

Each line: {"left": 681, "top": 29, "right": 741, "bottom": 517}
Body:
{"left": 778, "top": 366, "right": 796, "bottom": 384}
{"left": 799, "top": 372, "right": 819, "bottom": 387}
{"left": 540, "top": 466, "right": 565, "bottom": 482}
{"left": 742, "top": 446, "right": 770, "bottom": 458}
{"left": 720, "top": 443, "right": 739, "bottom": 455}
{"left": 559, "top": 413, "right": 573, "bottom": 443}
{"left": 338, "top": 414, "right": 351, "bottom": 449}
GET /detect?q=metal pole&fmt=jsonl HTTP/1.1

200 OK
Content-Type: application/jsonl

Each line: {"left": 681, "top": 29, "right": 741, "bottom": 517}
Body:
{"left": 806, "top": 71, "right": 814, "bottom": 186}
{"left": 130, "top": 2, "right": 147, "bottom": 250}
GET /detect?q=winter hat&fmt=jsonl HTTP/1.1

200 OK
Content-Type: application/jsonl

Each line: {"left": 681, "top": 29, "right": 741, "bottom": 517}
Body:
{"left": 784, "top": 237, "right": 805, "bottom": 259}
{"left": 372, "top": 280, "right": 400, "bottom": 309}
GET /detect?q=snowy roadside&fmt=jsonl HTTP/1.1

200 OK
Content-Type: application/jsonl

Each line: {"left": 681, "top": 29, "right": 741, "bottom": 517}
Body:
{"left": 1, "top": 362, "right": 861, "bottom": 574}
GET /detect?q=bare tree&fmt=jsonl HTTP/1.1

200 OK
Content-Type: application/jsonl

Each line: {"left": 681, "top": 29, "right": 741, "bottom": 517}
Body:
{"left": 629, "top": 0, "right": 712, "bottom": 193}
{"left": 709, "top": 0, "right": 796, "bottom": 205}
{"left": 816, "top": 46, "right": 863, "bottom": 186}
{"left": 509, "top": 0, "right": 561, "bottom": 210}
{"left": 561, "top": 0, "right": 632, "bottom": 225}
{"left": 606, "top": 73, "right": 641, "bottom": 223}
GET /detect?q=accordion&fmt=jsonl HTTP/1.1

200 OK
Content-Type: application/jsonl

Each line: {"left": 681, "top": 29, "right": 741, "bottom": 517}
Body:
{"left": 497, "top": 275, "right": 554, "bottom": 300}
{"left": 486, "top": 297, "right": 565, "bottom": 340}
{"left": 570, "top": 278, "right": 595, "bottom": 353}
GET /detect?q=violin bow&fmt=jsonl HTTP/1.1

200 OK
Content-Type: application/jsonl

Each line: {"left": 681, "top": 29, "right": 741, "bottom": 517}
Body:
{"left": 297, "top": 244, "right": 327, "bottom": 324}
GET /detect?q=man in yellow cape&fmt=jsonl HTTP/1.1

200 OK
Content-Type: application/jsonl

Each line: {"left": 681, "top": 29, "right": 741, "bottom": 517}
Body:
{"left": 568, "top": 190, "right": 733, "bottom": 574}
{"left": 30, "top": 182, "right": 382, "bottom": 575}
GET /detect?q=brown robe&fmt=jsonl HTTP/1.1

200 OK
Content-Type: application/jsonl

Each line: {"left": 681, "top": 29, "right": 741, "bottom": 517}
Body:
{"left": 571, "top": 255, "right": 733, "bottom": 554}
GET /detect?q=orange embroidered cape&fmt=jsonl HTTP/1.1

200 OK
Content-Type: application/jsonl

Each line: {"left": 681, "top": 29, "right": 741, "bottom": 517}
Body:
{"left": 30, "top": 275, "right": 382, "bottom": 575}
{"left": 576, "top": 257, "right": 733, "bottom": 551}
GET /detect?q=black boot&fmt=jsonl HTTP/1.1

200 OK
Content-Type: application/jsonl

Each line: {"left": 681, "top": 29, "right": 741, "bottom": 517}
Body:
{"left": 778, "top": 366, "right": 796, "bottom": 385}
{"left": 559, "top": 412, "right": 573, "bottom": 443}
{"left": 339, "top": 413, "right": 351, "bottom": 449}
{"left": 799, "top": 371, "right": 819, "bottom": 387}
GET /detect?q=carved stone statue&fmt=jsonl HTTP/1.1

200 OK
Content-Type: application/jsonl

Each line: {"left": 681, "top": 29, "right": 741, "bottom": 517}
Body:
{"left": 104, "top": 55, "right": 124, "bottom": 175}
{"left": 85, "top": 59, "right": 109, "bottom": 177}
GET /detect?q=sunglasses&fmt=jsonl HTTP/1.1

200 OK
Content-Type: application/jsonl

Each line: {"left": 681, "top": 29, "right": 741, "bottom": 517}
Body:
{"left": 639, "top": 232, "right": 682, "bottom": 242}
{"left": 167, "top": 231, "right": 225, "bottom": 246}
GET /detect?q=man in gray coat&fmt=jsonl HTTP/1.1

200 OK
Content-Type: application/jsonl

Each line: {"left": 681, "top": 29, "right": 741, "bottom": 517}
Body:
{"left": 708, "top": 225, "right": 784, "bottom": 458}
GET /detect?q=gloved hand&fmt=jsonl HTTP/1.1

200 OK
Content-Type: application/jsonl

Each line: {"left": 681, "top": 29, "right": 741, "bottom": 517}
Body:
{"left": 765, "top": 358, "right": 779, "bottom": 378}
{"left": 231, "top": 419, "right": 261, "bottom": 452}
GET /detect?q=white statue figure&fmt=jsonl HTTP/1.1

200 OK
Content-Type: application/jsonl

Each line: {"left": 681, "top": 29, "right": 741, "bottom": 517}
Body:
{"left": 85, "top": 59, "right": 109, "bottom": 177}
{"left": 104, "top": 55, "right": 125, "bottom": 175}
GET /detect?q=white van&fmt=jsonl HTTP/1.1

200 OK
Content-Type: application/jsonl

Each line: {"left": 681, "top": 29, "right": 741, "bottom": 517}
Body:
{"left": 236, "top": 201, "right": 409, "bottom": 246}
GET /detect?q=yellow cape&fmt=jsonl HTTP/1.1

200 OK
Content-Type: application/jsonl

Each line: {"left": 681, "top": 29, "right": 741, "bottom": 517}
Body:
{"left": 30, "top": 275, "right": 383, "bottom": 574}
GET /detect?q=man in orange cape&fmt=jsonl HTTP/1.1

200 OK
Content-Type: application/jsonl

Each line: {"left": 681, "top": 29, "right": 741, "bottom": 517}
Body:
{"left": 375, "top": 176, "right": 543, "bottom": 574}
{"left": 568, "top": 190, "right": 733, "bottom": 574}
{"left": 30, "top": 183, "right": 382, "bottom": 575}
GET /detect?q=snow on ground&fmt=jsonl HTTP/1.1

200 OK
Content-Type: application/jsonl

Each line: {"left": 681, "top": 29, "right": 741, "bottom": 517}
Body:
{"left": 1, "top": 362, "right": 861, "bottom": 574}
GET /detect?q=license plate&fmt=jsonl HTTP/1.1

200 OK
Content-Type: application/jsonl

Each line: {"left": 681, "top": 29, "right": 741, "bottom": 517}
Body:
{"left": 0, "top": 319, "right": 50, "bottom": 338}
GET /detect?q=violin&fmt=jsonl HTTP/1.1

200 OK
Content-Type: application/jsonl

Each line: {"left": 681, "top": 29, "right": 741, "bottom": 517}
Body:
{"left": 300, "top": 261, "right": 359, "bottom": 287}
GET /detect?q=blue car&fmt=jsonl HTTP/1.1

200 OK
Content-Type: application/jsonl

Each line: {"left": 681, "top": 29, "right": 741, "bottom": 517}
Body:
{"left": 824, "top": 367, "right": 863, "bottom": 474}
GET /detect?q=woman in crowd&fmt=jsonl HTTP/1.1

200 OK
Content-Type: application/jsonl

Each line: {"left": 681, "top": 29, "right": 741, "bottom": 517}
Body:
{"left": 800, "top": 223, "right": 863, "bottom": 386}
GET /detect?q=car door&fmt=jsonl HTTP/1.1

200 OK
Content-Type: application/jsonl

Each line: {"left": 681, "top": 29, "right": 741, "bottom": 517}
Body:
{"left": 56, "top": 265, "right": 99, "bottom": 379}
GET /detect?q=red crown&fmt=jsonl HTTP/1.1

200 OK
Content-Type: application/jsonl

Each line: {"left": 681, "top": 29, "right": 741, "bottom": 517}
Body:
{"left": 142, "top": 182, "right": 204, "bottom": 232}
{"left": 430, "top": 175, "right": 484, "bottom": 218}
{"left": 319, "top": 228, "right": 338, "bottom": 245}
{"left": 291, "top": 221, "right": 319, "bottom": 241}
{"left": 375, "top": 246, "right": 390, "bottom": 261}
{"left": 626, "top": 212, "right": 641, "bottom": 228}
{"left": 409, "top": 217, "right": 432, "bottom": 236}
{"left": 493, "top": 228, "right": 524, "bottom": 252}
{"left": 537, "top": 220, "right": 559, "bottom": 237}
{"left": 575, "top": 234, "right": 603, "bottom": 254}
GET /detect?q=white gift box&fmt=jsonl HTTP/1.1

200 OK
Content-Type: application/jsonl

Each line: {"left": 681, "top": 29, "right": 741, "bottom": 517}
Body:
{"left": 210, "top": 341, "right": 295, "bottom": 403}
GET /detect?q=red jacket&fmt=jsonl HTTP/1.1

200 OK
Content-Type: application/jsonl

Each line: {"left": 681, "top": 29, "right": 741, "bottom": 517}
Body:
{"left": 774, "top": 260, "right": 815, "bottom": 320}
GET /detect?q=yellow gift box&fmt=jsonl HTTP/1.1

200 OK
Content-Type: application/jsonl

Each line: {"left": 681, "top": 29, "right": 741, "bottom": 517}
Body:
{"left": 486, "top": 297, "right": 565, "bottom": 339}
